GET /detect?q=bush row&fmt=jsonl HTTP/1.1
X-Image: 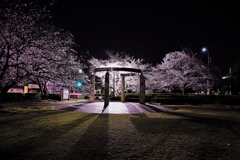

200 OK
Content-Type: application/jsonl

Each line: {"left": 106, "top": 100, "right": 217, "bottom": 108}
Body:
{"left": 0, "top": 93, "right": 23, "bottom": 102}
{"left": 0, "top": 93, "right": 82, "bottom": 102}
{"left": 2, "top": 93, "right": 240, "bottom": 105}
{"left": 124, "top": 94, "right": 240, "bottom": 105}
{"left": 0, "top": 93, "right": 44, "bottom": 102}
{"left": 216, "top": 95, "right": 240, "bottom": 105}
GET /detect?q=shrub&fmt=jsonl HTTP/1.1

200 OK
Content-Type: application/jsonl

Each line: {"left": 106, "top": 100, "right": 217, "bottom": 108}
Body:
{"left": 216, "top": 95, "right": 240, "bottom": 105}
{"left": 22, "top": 93, "right": 42, "bottom": 101}
{"left": 1, "top": 93, "right": 23, "bottom": 102}
{"left": 47, "top": 94, "right": 61, "bottom": 100}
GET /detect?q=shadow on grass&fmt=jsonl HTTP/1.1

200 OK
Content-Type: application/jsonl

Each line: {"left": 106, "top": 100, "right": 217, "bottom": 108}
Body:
{"left": 130, "top": 107, "right": 240, "bottom": 136}
{"left": 64, "top": 114, "right": 109, "bottom": 159}
{"left": 130, "top": 113, "right": 240, "bottom": 159}
{"left": 59, "top": 106, "right": 79, "bottom": 111}
{"left": 141, "top": 104, "right": 240, "bottom": 137}
{"left": 166, "top": 111, "right": 240, "bottom": 137}
{"left": 59, "top": 103, "right": 86, "bottom": 111}
{"left": 1, "top": 114, "right": 98, "bottom": 159}
{"left": 0, "top": 110, "right": 72, "bottom": 125}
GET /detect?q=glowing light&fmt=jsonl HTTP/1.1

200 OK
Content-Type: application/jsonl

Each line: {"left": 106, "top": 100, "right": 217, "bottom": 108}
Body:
{"left": 77, "top": 81, "right": 83, "bottom": 88}
{"left": 78, "top": 69, "right": 83, "bottom": 74}
{"left": 202, "top": 47, "right": 207, "bottom": 52}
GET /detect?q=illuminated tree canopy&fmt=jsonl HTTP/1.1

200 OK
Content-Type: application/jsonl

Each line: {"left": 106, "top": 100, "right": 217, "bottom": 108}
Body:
{"left": 150, "top": 50, "right": 211, "bottom": 93}
{"left": 89, "top": 50, "right": 152, "bottom": 94}
{"left": 0, "top": 0, "right": 87, "bottom": 99}
{"left": 88, "top": 49, "right": 214, "bottom": 94}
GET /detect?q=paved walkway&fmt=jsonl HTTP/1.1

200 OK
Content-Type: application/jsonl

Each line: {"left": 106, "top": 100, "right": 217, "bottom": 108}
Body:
{"left": 54, "top": 101, "right": 174, "bottom": 114}
{"left": 1, "top": 99, "right": 173, "bottom": 114}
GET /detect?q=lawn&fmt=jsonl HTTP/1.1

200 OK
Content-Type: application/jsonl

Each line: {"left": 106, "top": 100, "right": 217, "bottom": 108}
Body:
{"left": 0, "top": 104, "right": 240, "bottom": 160}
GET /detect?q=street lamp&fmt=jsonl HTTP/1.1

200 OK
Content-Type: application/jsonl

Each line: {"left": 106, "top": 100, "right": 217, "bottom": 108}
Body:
{"left": 202, "top": 47, "right": 211, "bottom": 68}
{"left": 202, "top": 47, "right": 211, "bottom": 95}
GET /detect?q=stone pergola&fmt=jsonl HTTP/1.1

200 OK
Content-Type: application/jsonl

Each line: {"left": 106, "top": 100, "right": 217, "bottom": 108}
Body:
{"left": 89, "top": 67, "right": 145, "bottom": 107}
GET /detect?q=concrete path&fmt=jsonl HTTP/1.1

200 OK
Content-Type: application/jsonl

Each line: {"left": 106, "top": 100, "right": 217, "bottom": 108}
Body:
{"left": 54, "top": 101, "right": 173, "bottom": 114}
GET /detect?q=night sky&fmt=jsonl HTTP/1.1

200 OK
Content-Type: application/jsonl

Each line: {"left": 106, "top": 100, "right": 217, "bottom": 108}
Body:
{"left": 50, "top": 0, "right": 240, "bottom": 74}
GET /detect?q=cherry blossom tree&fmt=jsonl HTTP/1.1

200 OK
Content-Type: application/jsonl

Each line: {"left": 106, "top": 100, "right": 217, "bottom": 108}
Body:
{"left": 89, "top": 50, "right": 152, "bottom": 95}
{"left": 26, "top": 28, "right": 86, "bottom": 98}
{"left": 151, "top": 50, "right": 211, "bottom": 94}
{"left": 147, "top": 64, "right": 172, "bottom": 92}
{"left": 0, "top": 0, "right": 87, "bottom": 100}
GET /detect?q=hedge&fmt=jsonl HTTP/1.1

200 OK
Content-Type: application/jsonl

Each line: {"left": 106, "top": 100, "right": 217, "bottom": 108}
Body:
{"left": 0, "top": 93, "right": 23, "bottom": 102}
{"left": 216, "top": 95, "right": 240, "bottom": 105}
{"left": 1, "top": 93, "right": 240, "bottom": 105}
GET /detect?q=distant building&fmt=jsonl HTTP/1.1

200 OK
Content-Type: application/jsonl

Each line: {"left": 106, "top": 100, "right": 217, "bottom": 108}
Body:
{"left": 7, "top": 87, "right": 24, "bottom": 94}
{"left": 7, "top": 84, "right": 40, "bottom": 94}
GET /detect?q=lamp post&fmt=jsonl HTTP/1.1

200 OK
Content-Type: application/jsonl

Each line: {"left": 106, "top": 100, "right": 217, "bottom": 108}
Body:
{"left": 202, "top": 47, "right": 211, "bottom": 95}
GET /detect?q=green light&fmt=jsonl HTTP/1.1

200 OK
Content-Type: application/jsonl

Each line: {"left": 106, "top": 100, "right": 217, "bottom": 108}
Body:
{"left": 77, "top": 81, "right": 83, "bottom": 88}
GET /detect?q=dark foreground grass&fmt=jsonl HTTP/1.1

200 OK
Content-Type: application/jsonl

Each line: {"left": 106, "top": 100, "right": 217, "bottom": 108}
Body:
{"left": 0, "top": 105, "right": 240, "bottom": 160}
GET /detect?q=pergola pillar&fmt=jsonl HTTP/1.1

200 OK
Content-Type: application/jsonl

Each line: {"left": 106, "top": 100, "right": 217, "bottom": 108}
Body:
{"left": 89, "top": 74, "right": 95, "bottom": 102}
{"left": 139, "top": 74, "right": 145, "bottom": 104}
{"left": 104, "top": 72, "right": 109, "bottom": 108}
{"left": 121, "top": 76, "right": 125, "bottom": 102}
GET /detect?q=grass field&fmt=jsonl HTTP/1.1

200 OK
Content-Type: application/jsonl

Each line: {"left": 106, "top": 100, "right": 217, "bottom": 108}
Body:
{"left": 0, "top": 104, "right": 240, "bottom": 159}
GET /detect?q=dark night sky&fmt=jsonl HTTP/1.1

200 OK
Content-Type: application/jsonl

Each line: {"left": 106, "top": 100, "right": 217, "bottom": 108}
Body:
{"left": 50, "top": 0, "right": 240, "bottom": 74}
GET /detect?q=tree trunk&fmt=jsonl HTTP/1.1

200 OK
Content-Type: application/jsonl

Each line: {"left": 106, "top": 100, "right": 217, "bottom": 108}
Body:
{"left": 37, "top": 79, "right": 47, "bottom": 100}
{"left": 181, "top": 86, "right": 185, "bottom": 94}
{"left": 43, "top": 85, "right": 48, "bottom": 100}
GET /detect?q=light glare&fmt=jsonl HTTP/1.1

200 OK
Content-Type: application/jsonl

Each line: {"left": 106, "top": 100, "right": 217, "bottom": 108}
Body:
{"left": 202, "top": 47, "right": 207, "bottom": 52}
